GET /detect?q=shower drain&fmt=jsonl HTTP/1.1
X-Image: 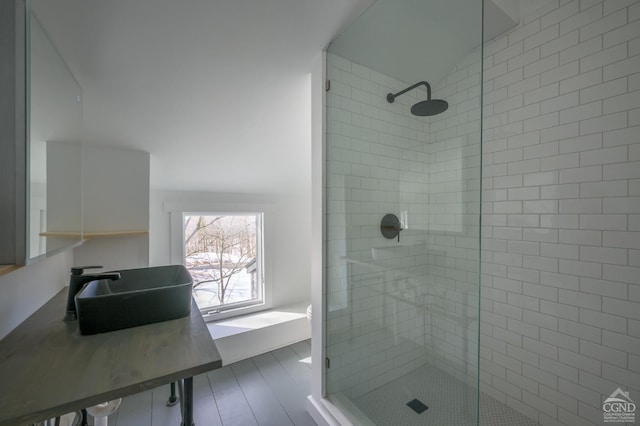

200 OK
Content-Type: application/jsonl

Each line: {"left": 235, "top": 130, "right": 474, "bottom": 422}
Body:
{"left": 406, "top": 398, "right": 429, "bottom": 414}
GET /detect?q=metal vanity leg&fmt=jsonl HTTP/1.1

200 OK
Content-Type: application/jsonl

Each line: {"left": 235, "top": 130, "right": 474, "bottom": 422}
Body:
{"left": 167, "top": 382, "right": 180, "bottom": 406}
{"left": 181, "top": 377, "right": 195, "bottom": 426}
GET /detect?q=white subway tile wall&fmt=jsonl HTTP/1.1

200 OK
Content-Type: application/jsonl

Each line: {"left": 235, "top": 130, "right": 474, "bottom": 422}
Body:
{"left": 482, "top": 1, "right": 640, "bottom": 425}
{"left": 325, "top": 48, "right": 482, "bottom": 402}
{"left": 325, "top": 53, "right": 433, "bottom": 399}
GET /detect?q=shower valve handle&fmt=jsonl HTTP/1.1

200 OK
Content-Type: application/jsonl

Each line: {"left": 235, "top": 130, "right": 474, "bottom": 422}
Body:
{"left": 380, "top": 214, "right": 403, "bottom": 242}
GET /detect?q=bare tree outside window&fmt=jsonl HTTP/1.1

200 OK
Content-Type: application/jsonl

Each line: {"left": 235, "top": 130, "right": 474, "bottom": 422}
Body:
{"left": 184, "top": 214, "right": 262, "bottom": 311}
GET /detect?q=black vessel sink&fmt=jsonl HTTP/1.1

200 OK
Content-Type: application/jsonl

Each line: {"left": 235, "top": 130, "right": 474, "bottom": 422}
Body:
{"left": 75, "top": 265, "right": 193, "bottom": 335}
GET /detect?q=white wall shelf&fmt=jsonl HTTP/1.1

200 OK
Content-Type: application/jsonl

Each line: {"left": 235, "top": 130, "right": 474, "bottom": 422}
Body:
{"left": 40, "top": 230, "right": 149, "bottom": 239}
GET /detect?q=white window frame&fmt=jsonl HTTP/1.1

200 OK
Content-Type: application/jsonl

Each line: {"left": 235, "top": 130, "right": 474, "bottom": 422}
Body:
{"left": 165, "top": 200, "right": 274, "bottom": 321}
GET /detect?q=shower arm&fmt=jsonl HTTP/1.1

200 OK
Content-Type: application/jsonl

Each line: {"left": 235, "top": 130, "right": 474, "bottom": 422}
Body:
{"left": 386, "top": 81, "right": 431, "bottom": 103}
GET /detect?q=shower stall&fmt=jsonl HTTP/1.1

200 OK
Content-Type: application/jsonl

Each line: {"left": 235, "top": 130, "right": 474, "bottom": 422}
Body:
{"left": 316, "top": 0, "right": 485, "bottom": 424}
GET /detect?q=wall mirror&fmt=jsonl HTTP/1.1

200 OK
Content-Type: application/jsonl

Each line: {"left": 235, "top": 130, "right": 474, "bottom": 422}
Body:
{"left": 27, "top": 6, "right": 83, "bottom": 262}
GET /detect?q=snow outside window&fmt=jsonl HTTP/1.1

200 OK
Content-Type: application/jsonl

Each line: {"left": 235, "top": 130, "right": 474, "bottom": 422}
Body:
{"left": 184, "top": 213, "right": 265, "bottom": 316}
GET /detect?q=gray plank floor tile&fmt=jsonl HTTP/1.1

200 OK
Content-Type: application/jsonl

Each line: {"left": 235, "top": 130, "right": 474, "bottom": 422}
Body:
{"left": 150, "top": 384, "right": 182, "bottom": 426}
{"left": 208, "top": 366, "right": 258, "bottom": 426}
{"left": 113, "top": 341, "right": 315, "bottom": 426}
{"left": 115, "top": 387, "right": 152, "bottom": 426}
{"left": 289, "top": 340, "right": 312, "bottom": 368}
{"left": 252, "top": 352, "right": 316, "bottom": 426}
{"left": 271, "top": 346, "right": 312, "bottom": 388}
{"left": 193, "top": 374, "right": 223, "bottom": 426}
{"left": 231, "top": 359, "right": 294, "bottom": 426}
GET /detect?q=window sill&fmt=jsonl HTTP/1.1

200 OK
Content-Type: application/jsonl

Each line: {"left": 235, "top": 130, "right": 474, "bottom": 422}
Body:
{"left": 206, "top": 302, "right": 310, "bottom": 364}
{"left": 0, "top": 265, "right": 21, "bottom": 277}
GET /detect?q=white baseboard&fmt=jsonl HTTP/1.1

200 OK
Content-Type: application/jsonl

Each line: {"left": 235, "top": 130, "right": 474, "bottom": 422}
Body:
{"left": 306, "top": 392, "right": 379, "bottom": 426}
{"left": 306, "top": 393, "right": 376, "bottom": 426}
{"left": 306, "top": 395, "right": 339, "bottom": 426}
{"left": 207, "top": 302, "right": 310, "bottom": 365}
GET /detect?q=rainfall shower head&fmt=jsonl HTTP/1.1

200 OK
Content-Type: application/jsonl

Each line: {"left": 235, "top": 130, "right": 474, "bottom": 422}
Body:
{"left": 386, "top": 81, "right": 448, "bottom": 117}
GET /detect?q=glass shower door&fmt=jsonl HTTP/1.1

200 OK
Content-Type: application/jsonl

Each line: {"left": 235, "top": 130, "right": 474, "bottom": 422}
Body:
{"left": 324, "top": 0, "right": 483, "bottom": 424}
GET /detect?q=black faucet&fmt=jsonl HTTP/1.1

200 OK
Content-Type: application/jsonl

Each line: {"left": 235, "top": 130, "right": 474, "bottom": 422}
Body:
{"left": 64, "top": 266, "right": 121, "bottom": 321}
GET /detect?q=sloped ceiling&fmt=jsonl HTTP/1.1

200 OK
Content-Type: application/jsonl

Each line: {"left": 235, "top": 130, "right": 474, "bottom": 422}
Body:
{"left": 31, "top": 0, "right": 374, "bottom": 195}
{"left": 328, "top": 0, "right": 518, "bottom": 86}
{"left": 30, "top": 0, "right": 544, "bottom": 195}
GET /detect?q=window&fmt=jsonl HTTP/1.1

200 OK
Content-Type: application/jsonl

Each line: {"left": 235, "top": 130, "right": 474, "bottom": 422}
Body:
{"left": 183, "top": 213, "right": 264, "bottom": 315}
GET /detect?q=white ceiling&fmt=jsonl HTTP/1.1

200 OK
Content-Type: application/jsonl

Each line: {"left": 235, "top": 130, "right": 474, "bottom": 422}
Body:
{"left": 30, "top": 0, "right": 544, "bottom": 195}
{"left": 31, "top": 0, "right": 374, "bottom": 195}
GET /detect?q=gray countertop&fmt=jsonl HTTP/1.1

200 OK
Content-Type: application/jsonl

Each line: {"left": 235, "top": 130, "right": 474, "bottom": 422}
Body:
{"left": 0, "top": 288, "right": 222, "bottom": 426}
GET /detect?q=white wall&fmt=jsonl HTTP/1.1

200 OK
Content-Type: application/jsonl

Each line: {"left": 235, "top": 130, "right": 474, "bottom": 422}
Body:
{"left": 82, "top": 145, "right": 149, "bottom": 233}
{"left": 73, "top": 236, "right": 149, "bottom": 272}
{"left": 481, "top": 1, "right": 640, "bottom": 424}
{"left": 149, "top": 190, "right": 311, "bottom": 308}
{"left": 73, "top": 145, "right": 150, "bottom": 271}
{"left": 0, "top": 251, "right": 73, "bottom": 340}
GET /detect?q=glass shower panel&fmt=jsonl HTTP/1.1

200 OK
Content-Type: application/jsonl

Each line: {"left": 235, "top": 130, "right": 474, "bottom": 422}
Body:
{"left": 324, "top": 0, "right": 482, "bottom": 424}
